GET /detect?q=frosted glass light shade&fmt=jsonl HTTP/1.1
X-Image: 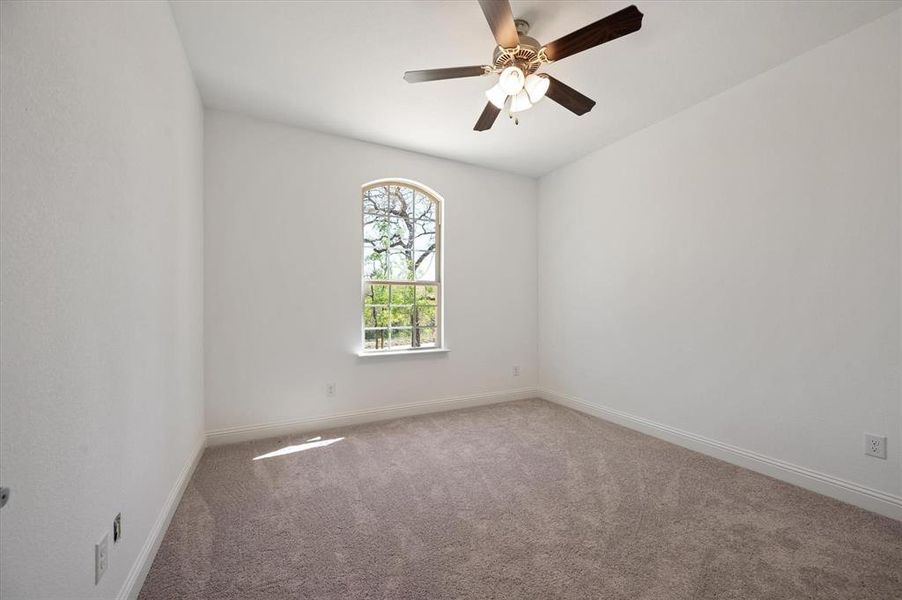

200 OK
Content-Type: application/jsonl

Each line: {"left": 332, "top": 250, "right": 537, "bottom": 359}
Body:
{"left": 498, "top": 66, "right": 525, "bottom": 95}
{"left": 484, "top": 83, "right": 508, "bottom": 109}
{"left": 525, "top": 73, "right": 550, "bottom": 103}
{"left": 510, "top": 89, "right": 533, "bottom": 113}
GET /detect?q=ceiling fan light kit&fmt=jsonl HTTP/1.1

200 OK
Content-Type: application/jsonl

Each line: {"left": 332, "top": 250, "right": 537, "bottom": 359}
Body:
{"left": 403, "top": 1, "right": 644, "bottom": 131}
{"left": 510, "top": 89, "right": 533, "bottom": 113}
{"left": 485, "top": 82, "right": 508, "bottom": 109}
{"left": 498, "top": 65, "right": 527, "bottom": 95}
{"left": 525, "top": 73, "right": 550, "bottom": 104}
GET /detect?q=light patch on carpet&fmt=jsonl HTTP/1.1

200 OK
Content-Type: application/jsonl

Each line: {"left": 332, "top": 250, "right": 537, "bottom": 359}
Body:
{"left": 253, "top": 436, "right": 344, "bottom": 460}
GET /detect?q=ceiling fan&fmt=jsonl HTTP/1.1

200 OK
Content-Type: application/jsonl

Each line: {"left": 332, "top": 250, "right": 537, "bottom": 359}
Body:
{"left": 403, "top": 1, "right": 643, "bottom": 131}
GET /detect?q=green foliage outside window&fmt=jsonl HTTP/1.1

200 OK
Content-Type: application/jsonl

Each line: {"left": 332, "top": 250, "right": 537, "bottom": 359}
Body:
{"left": 362, "top": 183, "right": 440, "bottom": 351}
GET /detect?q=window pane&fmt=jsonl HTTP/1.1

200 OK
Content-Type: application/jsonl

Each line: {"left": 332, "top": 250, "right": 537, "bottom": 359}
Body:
{"left": 382, "top": 185, "right": 405, "bottom": 216}
{"left": 364, "top": 306, "right": 388, "bottom": 328}
{"left": 391, "top": 284, "right": 415, "bottom": 307}
{"left": 364, "top": 328, "right": 388, "bottom": 350}
{"left": 413, "top": 219, "right": 436, "bottom": 281}
{"left": 389, "top": 328, "right": 412, "bottom": 349}
{"left": 394, "top": 185, "right": 414, "bottom": 218}
{"left": 364, "top": 284, "right": 389, "bottom": 306}
{"left": 363, "top": 186, "right": 388, "bottom": 215}
{"left": 389, "top": 246, "right": 414, "bottom": 281}
{"left": 413, "top": 192, "right": 435, "bottom": 222}
{"left": 416, "top": 285, "right": 438, "bottom": 305}
{"left": 390, "top": 305, "right": 412, "bottom": 328}
{"left": 363, "top": 217, "right": 391, "bottom": 279}
{"left": 365, "top": 185, "right": 404, "bottom": 215}
{"left": 415, "top": 304, "right": 436, "bottom": 328}
{"left": 415, "top": 245, "right": 436, "bottom": 280}
{"left": 373, "top": 216, "right": 406, "bottom": 280}
{"left": 414, "top": 328, "right": 436, "bottom": 348}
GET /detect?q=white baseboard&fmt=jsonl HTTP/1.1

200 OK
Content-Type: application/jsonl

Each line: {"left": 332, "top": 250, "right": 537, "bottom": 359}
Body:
{"left": 205, "top": 387, "right": 539, "bottom": 446}
{"left": 117, "top": 437, "right": 206, "bottom": 600}
{"left": 539, "top": 388, "right": 902, "bottom": 521}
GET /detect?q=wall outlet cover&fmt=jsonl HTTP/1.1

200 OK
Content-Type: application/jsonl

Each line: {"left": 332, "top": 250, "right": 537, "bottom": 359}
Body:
{"left": 95, "top": 533, "right": 109, "bottom": 584}
{"left": 864, "top": 433, "right": 887, "bottom": 459}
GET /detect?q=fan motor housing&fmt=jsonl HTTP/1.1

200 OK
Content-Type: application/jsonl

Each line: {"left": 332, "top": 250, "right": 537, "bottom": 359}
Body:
{"left": 492, "top": 34, "right": 542, "bottom": 74}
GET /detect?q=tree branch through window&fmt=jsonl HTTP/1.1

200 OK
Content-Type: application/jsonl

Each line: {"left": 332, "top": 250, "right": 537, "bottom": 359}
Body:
{"left": 362, "top": 182, "right": 441, "bottom": 351}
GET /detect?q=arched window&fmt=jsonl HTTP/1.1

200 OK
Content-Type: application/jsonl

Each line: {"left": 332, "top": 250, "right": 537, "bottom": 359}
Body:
{"left": 362, "top": 180, "right": 442, "bottom": 353}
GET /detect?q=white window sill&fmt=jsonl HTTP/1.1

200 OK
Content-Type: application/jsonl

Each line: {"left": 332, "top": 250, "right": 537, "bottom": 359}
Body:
{"left": 356, "top": 348, "right": 450, "bottom": 358}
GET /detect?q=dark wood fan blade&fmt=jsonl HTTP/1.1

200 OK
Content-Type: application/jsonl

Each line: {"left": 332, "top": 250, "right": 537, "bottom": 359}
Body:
{"left": 478, "top": 0, "right": 519, "bottom": 48}
{"left": 545, "top": 76, "right": 596, "bottom": 116}
{"left": 474, "top": 102, "right": 501, "bottom": 131}
{"left": 543, "top": 5, "right": 643, "bottom": 62}
{"left": 403, "top": 66, "right": 488, "bottom": 83}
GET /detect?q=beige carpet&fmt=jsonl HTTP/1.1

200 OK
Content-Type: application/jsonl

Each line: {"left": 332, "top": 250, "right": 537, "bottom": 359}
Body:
{"left": 140, "top": 399, "right": 902, "bottom": 599}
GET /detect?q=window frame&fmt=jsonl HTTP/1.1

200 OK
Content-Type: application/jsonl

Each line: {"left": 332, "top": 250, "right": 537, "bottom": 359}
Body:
{"left": 360, "top": 179, "right": 444, "bottom": 354}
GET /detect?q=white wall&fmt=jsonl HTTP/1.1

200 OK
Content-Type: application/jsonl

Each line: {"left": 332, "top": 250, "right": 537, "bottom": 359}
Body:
{"left": 538, "top": 11, "right": 901, "bottom": 498}
{"left": 204, "top": 110, "right": 537, "bottom": 433}
{"left": 0, "top": 2, "right": 204, "bottom": 598}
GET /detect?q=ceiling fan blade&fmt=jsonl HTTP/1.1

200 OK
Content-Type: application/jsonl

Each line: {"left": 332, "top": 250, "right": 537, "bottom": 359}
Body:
{"left": 403, "top": 66, "right": 488, "bottom": 83}
{"left": 542, "top": 5, "right": 643, "bottom": 62}
{"left": 545, "top": 76, "right": 596, "bottom": 116}
{"left": 474, "top": 102, "right": 501, "bottom": 131}
{"left": 478, "top": 0, "right": 519, "bottom": 49}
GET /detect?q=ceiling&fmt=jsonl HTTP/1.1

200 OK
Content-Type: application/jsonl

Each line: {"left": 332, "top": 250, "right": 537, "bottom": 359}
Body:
{"left": 170, "top": 0, "right": 900, "bottom": 177}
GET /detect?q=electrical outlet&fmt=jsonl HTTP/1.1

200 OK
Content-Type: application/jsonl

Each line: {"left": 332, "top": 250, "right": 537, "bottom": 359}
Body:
{"left": 95, "top": 533, "right": 109, "bottom": 584}
{"left": 512, "top": 366, "right": 520, "bottom": 377}
{"left": 326, "top": 383, "right": 335, "bottom": 397}
{"left": 865, "top": 434, "right": 887, "bottom": 459}
{"left": 113, "top": 513, "right": 122, "bottom": 543}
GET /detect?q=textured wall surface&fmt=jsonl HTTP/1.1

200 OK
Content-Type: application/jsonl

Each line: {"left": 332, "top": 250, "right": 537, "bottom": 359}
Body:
{"left": 0, "top": 2, "right": 204, "bottom": 597}
{"left": 203, "top": 110, "right": 538, "bottom": 432}
{"left": 538, "top": 11, "right": 901, "bottom": 497}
